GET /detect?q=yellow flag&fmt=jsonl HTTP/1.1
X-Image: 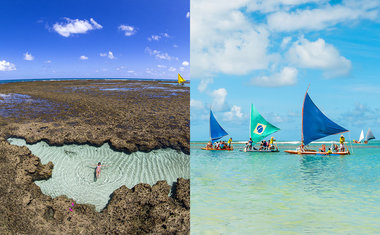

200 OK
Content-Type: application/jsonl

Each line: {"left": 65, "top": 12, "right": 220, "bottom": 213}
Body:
{"left": 178, "top": 73, "right": 186, "bottom": 84}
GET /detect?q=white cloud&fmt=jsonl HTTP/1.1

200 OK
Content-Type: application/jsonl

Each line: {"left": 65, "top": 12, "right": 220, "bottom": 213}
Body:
{"left": 119, "top": 25, "right": 137, "bottom": 36}
{"left": 107, "top": 51, "right": 115, "bottom": 59}
{"left": 149, "top": 35, "right": 161, "bottom": 41}
{"left": 247, "top": 0, "right": 324, "bottom": 13}
{"left": 45, "top": 60, "right": 51, "bottom": 63}
{"left": 168, "top": 67, "right": 176, "bottom": 72}
{"left": 191, "top": 0, "right": 271, "bottom": 76}
{"left": 53, "top": 18, "right": 102, "bottom": 37}
{"left": 145, "top": 47, "right": 176, "bottom": 60}
{"left": 251, "top": 67, "right": 298, "bottom": 87}
{"left": 223, "top": 105, "right": 243, "bottom": 121}
{"left": 267, "top": 2, "right": 379, "bottom": 32}
{"left": 24, "top": 52, "right": 34, "bottom": 61}
{"left": 190, "top": 99, "right": 205, "bottom": 110}
{"left": 80, "top": 55, "right": 88, "bottom": 60}
{"left": 179, "top": 67, "right": 185, "bottom": 71}
{"left": 288, "top": 37, "right": 351, "bottom": 77}
{"left": 186, "top": 11, "right": 190, "bottom": 18}
{"left": 128, "top": 70, "right": 135, "bottom": 73}
{"left": 198, "top": 78, "right": 213, "bottom": 92}
{"left": 182, "top": 61, "right": 189, "bottom": 66}
{"left": 0, "top": 60, "right": 16, "bottom": 71}
{"left": 157, "top": 65, "right": 167, "bottom": 68}
{"left": 100, "top": 51, "right": 115, "bottom": 59}
{"left": 280, "top": 36, "right": 292, "bottom": 49}
{"left": 173, "top": 44, "right": 178, "bottom": 48}
{"left": 211, "top": 88, "right": 227, "bottom": 111}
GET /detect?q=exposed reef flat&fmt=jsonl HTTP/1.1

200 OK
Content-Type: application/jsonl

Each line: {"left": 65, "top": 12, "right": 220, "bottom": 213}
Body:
{"left": 0, "top": 80, "right": 190, "bottom": 233}
{"left": 0, "top": 140, "right": 189, "bottom": 234}
{"left": 0, "top": 80, "right": 189, "bottom": 154}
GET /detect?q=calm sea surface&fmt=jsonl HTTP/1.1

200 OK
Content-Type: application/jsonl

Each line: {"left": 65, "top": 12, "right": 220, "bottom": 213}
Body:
{"left": 191, "top": 141, "right": 380, "bottom": 234}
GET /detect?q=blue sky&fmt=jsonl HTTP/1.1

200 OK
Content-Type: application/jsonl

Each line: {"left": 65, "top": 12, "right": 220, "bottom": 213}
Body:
{"left": 0, "top": 0, "right": 189, "bottom": 80}
{"left": 191, "top": 0, "right": 380, "bottom": 142}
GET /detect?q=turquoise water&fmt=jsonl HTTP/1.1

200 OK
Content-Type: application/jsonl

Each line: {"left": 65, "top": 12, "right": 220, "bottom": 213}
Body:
{"left": 9, "top": 138, "right": 189, "bottom": 212}
{"left": 191, "top": 142, "right": 380, "bottom": 234}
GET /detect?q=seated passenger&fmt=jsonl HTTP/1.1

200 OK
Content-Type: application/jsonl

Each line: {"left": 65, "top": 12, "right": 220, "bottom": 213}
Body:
{"left": 319, "top": 144, "right": 326, "bottom": 152}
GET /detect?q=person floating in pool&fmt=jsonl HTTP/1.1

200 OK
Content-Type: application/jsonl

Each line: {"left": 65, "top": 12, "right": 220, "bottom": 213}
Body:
{"left": 95, "top": 162, "right": 111, "bottom": 180}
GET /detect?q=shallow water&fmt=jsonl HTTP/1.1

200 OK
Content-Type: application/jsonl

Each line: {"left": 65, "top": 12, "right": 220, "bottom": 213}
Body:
{"left": 191, "top": 142, "right": 380, "bottom": 234}
{"left": 8, "top": 138, "right": 189, "bottom": 211}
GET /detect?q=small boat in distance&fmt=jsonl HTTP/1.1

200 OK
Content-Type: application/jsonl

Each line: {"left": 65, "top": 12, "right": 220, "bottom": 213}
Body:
{"left": 285, "top": 88, "right": 350, "bottom": 155}
{"left": 364, "top": 128, "right": 375, "bottom": 144}
{"left": 243, "top": 104, "right": 280, "bottom": 152}
{"left": 201, "top": 109, "right": 233, "bottom": 151}
{"left": 178, "top": 73, "right": 186, "bottom": 85}
{"left": 353, "top": 129, "right": 365, "bottom": 143}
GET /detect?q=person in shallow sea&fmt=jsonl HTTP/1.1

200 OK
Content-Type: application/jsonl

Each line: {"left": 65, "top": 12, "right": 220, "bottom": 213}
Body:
{"left": 227, "top": 138, "right": 232, "bottom": 149}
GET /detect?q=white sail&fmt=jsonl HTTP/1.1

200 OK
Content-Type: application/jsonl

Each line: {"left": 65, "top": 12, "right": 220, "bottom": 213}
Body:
{"left": 365, "top": 128, "right": 375, "bottom": 142}
{"left": 358, "top": 129, "right": 364, "bottom": 142}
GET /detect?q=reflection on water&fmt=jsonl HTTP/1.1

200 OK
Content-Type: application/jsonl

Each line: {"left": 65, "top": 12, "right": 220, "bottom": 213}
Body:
{"left": 191, "top": 143, "right": 380, "bottom": 234}
{"left": 9, "top": 138, "right": 190, "bottom": 211}
{"left": 0, "top": 93, "right": 63, "bottom": 118}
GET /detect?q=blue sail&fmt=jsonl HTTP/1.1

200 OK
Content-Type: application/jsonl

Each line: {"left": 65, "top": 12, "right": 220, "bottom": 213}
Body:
{"left": 303, "top": 93, "right": 348, "bottom": 145}
{"left": 210, "top": 109, "right": 228, "bottom": 143}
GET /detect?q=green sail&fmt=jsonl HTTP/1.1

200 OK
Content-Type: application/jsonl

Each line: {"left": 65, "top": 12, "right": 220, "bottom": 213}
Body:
{"left": 249, "top": 104, "right": 280, "bottom": 144}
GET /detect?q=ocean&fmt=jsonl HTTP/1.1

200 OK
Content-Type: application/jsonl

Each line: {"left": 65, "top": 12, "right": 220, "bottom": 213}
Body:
{"left": 190, "top": 141, "right": 380, "bottom": 234}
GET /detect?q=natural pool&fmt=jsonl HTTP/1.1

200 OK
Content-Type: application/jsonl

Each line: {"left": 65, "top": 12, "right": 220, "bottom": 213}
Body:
{"left": 9, "top": 138, "right": 189, "bottom": 211}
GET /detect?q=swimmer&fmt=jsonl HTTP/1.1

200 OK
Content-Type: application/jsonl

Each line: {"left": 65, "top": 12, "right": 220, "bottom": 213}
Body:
{"left": 94, "top": 162, "right": 111, "bottom": 180}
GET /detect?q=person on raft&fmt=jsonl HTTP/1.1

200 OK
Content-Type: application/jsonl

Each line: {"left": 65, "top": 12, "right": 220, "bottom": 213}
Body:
{"left": 339, "top": 134, "right": 345, "bottom": 152}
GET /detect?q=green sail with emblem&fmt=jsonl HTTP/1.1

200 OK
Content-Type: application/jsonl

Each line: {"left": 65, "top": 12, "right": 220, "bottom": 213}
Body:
{"left": 249, "top": 104, "right": 280, "bottom": 144}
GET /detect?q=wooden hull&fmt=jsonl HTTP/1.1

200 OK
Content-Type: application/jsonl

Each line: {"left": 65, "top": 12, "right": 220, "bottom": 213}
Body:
{"left": 240, "top": 149, "right": 279, "bottom": 153}
{"left": 201, "top": 147, "right": 233, "bottom": 151}
{"left": 284, "top": 150, "right": 350, "bottom": 155}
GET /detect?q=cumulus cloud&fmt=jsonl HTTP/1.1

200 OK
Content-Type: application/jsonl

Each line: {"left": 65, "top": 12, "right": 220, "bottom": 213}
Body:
{"left": 100, "top": 51, "right": 115, "bottom": 59}
{"left": 182, "top": 61, "right": 189, "bottom": 66}
{"left": 251, "top": 67, "right": 298, "bottom": 87}
{"left": 211, "top": 88, "right": 228, "bottom": 111}
{"left": 190, "top": 99, "right": 205, "bottom": 110}
{"left": 80, "top": 55, "right": 88, "bottom": 60}
{"left": 0, "top": 60, "right": 16, "bottom": 71}
{"left": 267, "top": 1, "right": 379, "bottom": 32}
{"left": 157, "top": 65, "right": 167, "bottom": 68}
{"left": 280, "top": 36, "right": 292, "bottom": 49}
{"left": 145, "top": 47, "right": 176, "bottom": 61}
{"left": 24, "top": 52, "right": 34, "bottom": 61}
{"left": 223, "top": 105, "right": 244, "bottom": 121}
{"left": 168, "top": 67, "right": 176, "bottom": 72}
{"left": 148, "top": 33, "right": 170, "bottom": 41}
{"left": 288, "top": 37, "right": 351, "bottom": 77}
{"left": 119, "top": 25, "right": 137, "bottom": 36}
{"left": 198, "top": 78, "right": 213, "bottom": 92}
{"left": 248, "top": 0, "right": 327, "bottom": 13}
{"left": 191, "top": 0, "right": 271, "bottom": 76}
{"left": 53, "top": 18, "right": 102, "bottom": 37}
{"left": 186, "top": 11, "right": 190, "bottom": 18}
{"left": 179, "top": 67, "right": 185, "bottom": 71}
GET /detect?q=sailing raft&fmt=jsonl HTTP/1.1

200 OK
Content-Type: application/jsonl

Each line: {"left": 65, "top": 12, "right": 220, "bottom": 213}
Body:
{"left": 285, "top": 88, "right": 350, "bottom": 155}
{"left": 201, "top": 109, "right": 233, "bottom": 151}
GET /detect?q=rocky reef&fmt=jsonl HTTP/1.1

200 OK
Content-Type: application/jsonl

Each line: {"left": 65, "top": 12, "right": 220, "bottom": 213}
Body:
{"left": 0, "top": 80, "right": 190, "bottom": 234}
{"left": 0, "top": 80, "right": 189, "bottom": 154}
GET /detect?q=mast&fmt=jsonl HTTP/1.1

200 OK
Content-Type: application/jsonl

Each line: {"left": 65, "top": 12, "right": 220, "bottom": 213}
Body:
{"left": 301, "top": 85, "right": 310, "bottom": 144}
